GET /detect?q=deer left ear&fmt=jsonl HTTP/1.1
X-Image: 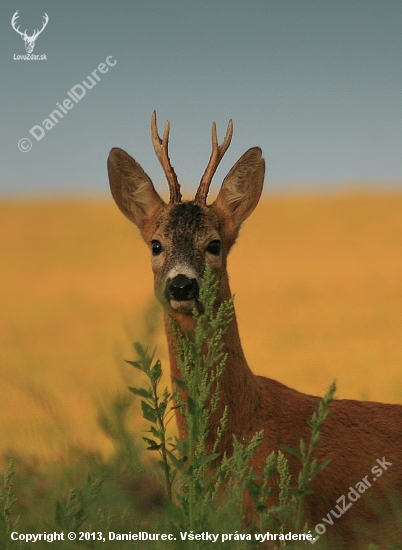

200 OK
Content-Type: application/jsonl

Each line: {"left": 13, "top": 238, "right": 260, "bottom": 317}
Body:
{"left": 213, "top": 147, "right": 265, "bottom": 229}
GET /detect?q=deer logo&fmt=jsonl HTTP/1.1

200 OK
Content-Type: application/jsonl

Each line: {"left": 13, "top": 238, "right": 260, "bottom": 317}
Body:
{"left": 107, "top": 112, "right": 402, "bottom": 547}
{"left": 11, "top": 11, "right": 49, "bottom": 54}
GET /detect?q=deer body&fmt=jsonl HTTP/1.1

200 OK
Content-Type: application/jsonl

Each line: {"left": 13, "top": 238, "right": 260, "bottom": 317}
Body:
{"left": 108, "top": 113, "right": 402, "bottom": 548}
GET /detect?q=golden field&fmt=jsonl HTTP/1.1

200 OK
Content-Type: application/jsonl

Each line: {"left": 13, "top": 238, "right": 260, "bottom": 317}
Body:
{"left": 1, "top": 191, "right": 402, "bottom": 460}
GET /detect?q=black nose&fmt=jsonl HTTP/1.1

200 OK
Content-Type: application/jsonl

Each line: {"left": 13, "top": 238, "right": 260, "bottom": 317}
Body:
{"left": 167, "top": 275, "right": 199, "bottom": 301}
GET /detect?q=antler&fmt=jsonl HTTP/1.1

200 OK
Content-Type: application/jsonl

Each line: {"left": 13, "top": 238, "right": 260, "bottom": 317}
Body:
{"left": 194, "top": 119, "right": 233, "bottom": 205}
{"left": 11, "top": 11, "right": 48, "bottom": 39}
{"left": 31, "top": 13, "right": 49, "bottom": 39}
{"left": 11, "top": 11, "right": 26, "bottom": 38}
{"left": 151, "top": 111, "right": 182, "bottom": 204}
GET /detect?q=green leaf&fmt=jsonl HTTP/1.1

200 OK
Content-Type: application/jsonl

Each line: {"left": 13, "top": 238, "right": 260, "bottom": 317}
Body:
{"left": 187, "top": 396, "right": 196, "bottom": 415}
{"left": 193, "top": 453, "right": 220, "bottom": 469}
{"left": 151, "top": 360, "right": 162, "bottom": 383}
{"left": 125, "top": 360, "right": 143, "bottom": 371}
{"left": 134, "top": 342, "right": 151, "bottom": 362}
{"left": 166, "top": 450, "right": 186, "bottom": 471}
{"left": 158, "top": 401, "right": 167, "bottom": 416}
{"left": 141, "top": 401, "right": 158, "bottom": 423}
{"left": 246, "top": 479, "right": 262, "bottom": 502}
{"left": 128, "top": 387, "right": 152, "bottom": 399}
{"left": 313, "top": 459, "right": 331, "bottom": 475}
{"left": 142, "top": 437, "right": 162, "bottom": 451}
{"left": 142, "top": 437, "right": 158, "bottom": 446}
{"left": 172, "top": 377, "right": 187, "bottom": 390}
{"left": 150, "top": 426, "right": 162, "bottom": 438}
{"left": 280, "top": 445, "right": 301, "bottom": 458}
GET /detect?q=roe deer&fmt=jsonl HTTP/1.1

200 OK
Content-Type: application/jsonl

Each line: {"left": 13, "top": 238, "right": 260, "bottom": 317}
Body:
{"left": 108, "top": 112, "right": 402, "bottom": 548}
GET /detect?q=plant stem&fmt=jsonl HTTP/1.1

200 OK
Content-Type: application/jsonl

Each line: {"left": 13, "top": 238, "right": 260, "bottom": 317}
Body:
{"left": 152, "top": 381, "right": 172, "bottom": 501}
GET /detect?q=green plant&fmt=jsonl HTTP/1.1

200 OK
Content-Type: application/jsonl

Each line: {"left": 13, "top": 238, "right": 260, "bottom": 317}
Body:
{"left": 127, "top": 345, "right": 175, "bottom": 501}
{"left": 128, "top": 266, "right": 335, "bottom": 548}
{"left": 0, "top": 460, "right": 20, "bottom": 550}
{"left": 292, "top": 381, "right": 336, "bottom": 533}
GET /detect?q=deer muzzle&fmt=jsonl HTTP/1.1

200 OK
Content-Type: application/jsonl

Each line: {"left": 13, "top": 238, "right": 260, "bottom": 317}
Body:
{"left": 166, "top": 275, "right": 199, "bottom": 311}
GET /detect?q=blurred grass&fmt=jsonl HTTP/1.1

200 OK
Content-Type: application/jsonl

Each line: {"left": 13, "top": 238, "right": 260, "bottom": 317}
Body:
{"left": 0, "top": 190, "right": 401, "bottom": 460}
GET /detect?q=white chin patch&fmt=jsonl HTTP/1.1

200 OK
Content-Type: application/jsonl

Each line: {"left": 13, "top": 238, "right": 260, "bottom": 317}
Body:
{"left": 170, "top": 299, "right": 195, "bottom": 313}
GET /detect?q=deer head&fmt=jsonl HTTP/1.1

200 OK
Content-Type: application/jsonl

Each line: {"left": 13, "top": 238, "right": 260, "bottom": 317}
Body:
{"left": 107, "top": 112, "right": 265, "bottom": 316}
{"left": 11, "top": 11, "right": 49, "bottom": 54}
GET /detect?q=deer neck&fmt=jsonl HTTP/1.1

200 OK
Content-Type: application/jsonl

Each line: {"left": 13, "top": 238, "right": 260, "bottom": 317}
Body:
{"left": 163, "top": 276, "right": 262, "bottom": 439}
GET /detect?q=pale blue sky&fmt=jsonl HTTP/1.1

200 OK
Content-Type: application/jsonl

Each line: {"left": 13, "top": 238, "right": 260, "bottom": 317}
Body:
{"left": 1, "top": 0, "right": 402, "bottom": 196}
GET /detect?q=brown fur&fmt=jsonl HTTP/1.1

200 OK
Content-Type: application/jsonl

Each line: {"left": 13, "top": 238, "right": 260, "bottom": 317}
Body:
{"left": 107, "top": 118, "right": 402, "bottom": 548}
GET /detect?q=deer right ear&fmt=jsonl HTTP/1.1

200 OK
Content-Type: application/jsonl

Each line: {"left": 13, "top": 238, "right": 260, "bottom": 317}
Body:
{"left": 213, "top": 147, "right": 265, "bottom": 229}
{"left": 107, "top": 148, "right": 165, "bottom": 230}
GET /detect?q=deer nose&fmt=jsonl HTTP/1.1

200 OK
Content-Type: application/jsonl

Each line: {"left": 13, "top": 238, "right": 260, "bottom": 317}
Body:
{"left": 167, "top": 275, "right": 199, "bottom": 302}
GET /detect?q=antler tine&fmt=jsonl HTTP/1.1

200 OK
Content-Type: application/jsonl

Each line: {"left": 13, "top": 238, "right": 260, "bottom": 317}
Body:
{"left": 11, "top": 11, "right": 25, "bottom": 37}
{"left": 194, "top": 119, "right": 233, "bottom": 205}
{"left": 151, "top": 111, "right": 182, "bottom": 204}
{"left": 32, "top": 13, "right": 49, "bottom": 38}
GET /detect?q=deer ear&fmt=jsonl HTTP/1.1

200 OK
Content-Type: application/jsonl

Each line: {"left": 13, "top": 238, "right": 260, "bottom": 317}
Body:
{"left": 107, "top": 148, "right": 165, "bottom": 230}
{"left": 213, "top": 147, "right": 265, "bottom": 228}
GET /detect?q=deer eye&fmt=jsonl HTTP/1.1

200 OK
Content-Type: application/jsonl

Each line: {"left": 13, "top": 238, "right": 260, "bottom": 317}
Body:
{"left": 151, "top": 240, "right": 163, "bottom": 256}
{"left": 206, "top": 240, "right": 221, "bottom": 255}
